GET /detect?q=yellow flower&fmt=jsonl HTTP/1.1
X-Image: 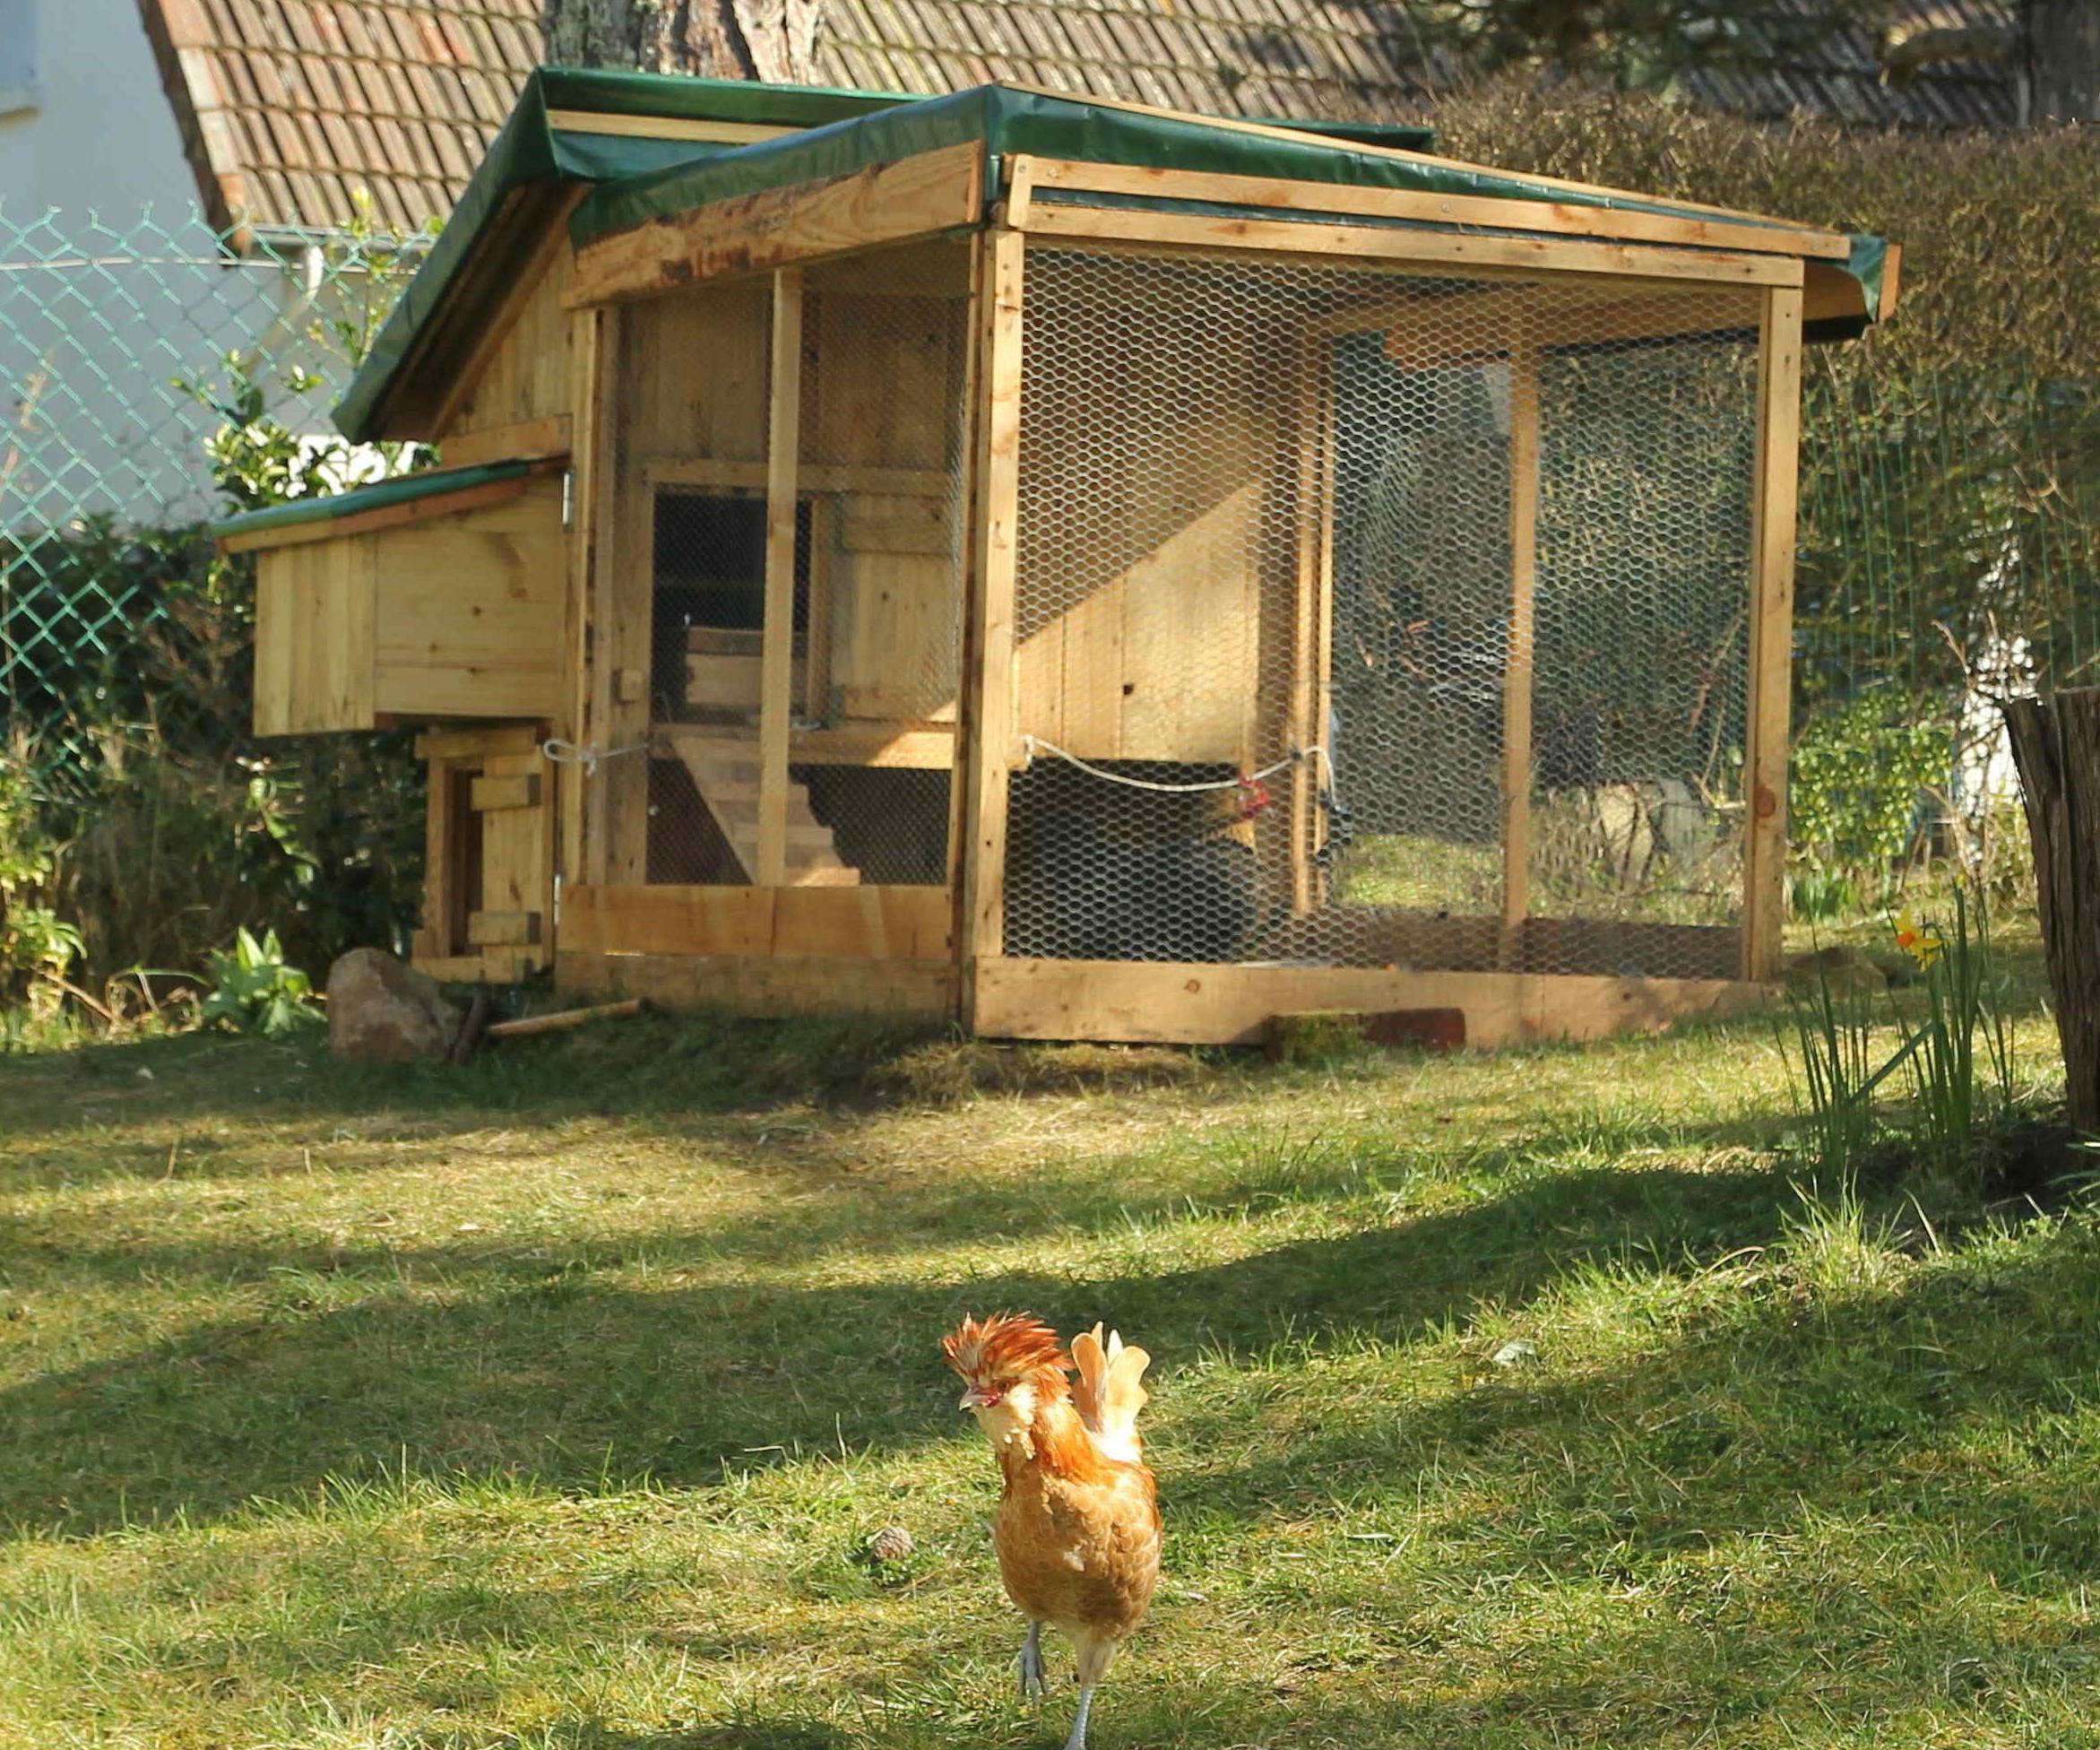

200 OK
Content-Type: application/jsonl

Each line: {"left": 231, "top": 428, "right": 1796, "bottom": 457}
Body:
{"left": 1893, "top": 909, "right": 1946, "bottom": 972}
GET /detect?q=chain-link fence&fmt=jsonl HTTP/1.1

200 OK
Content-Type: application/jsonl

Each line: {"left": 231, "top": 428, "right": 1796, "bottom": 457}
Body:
{"left": 0, "top": 207, "right": 424, "bottom": 777}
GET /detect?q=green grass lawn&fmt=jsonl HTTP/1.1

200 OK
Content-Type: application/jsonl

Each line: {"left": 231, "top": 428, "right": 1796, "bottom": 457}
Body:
{"left": 2, "top": 975, "right": 2096, "bottom": 1748}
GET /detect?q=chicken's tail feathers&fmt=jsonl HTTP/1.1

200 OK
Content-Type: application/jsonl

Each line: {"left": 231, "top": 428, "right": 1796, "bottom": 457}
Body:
{"left": 1071, "top": 1322, "right": 1152, "bottom": 1464}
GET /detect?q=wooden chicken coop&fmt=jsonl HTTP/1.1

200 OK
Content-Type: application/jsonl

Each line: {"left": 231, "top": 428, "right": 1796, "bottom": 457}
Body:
{"left": 220, "top": 68, "right": 1899, "bottom": 1046}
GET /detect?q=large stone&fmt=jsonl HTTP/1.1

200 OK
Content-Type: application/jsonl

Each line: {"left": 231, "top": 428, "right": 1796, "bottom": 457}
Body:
{"left": 326, "top": 949, "right": 463, "bottom": 1064}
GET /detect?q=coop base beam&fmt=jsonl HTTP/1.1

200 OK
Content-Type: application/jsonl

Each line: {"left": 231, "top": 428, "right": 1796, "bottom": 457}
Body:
{"left": 969, "top": 958, "right": 1772, "bottom": 1048}
{"left": 1017, "top": 203, "right": 1803, "bottom": 290}
{"left": 566, "top": 142, "right": 986, "bottom": 308}
{"left": 562, "top": 884, "right": 952, "bottom": 960}
{"left": 557, "top": 949, "right": 955, "bottom": 1018}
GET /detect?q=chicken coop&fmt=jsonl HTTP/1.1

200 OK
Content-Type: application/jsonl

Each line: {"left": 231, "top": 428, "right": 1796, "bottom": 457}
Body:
{"left": 220, "top": 69, "right": 1899, "bottom": 1046}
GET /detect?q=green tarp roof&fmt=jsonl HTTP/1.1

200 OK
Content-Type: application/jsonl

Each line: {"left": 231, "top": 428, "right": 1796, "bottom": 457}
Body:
{"left": 212, "top": 460, "right": 535, "bottom": 541}
{"left": 336, "top": 69, "right": 1885, "bottom": 445}
{"left": 334, "top": 69, "right": 917, "bottom": 442}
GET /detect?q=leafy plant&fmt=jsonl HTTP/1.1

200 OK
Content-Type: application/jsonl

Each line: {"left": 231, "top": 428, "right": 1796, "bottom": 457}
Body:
{"left": 198, "top": 927, "right": 320, "bottom": 1038}
{"left": 1788, "top": 692, "right": 1950, "bottom": 919}
{"left": 1783, "top": 966, "right": 1881, "bottom": 1178}
{"left": 1890, "top": 888, "right": 2014, "bottom": 1171}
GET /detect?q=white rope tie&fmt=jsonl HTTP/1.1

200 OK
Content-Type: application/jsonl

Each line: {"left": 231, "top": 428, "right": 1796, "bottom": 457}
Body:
{"left": 540, "top": 738, "right": 652, "bottom": 775}
{"left": 1020, "top": 734, "right": 1331, "bottom": 793}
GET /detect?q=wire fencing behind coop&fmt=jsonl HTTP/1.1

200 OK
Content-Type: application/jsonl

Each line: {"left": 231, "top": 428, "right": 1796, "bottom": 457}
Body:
{"left": 0, "top": 209, "right": 424, "bottom": 784}
{"left": 1005, "top": 243, "right": 1759, "bottom": 981}
{"left": 631, "top": 242, "right": 970, "bottom": 890}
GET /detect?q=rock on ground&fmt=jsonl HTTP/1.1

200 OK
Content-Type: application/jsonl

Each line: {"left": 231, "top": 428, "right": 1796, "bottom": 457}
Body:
{"left": 326, "top": 949, "right": 464, "bottom": 1064}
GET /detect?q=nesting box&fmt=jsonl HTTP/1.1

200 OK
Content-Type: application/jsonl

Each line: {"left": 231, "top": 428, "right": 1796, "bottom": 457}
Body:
{"left": 219, "top": 70, "right": 1900, "bottom": 1045}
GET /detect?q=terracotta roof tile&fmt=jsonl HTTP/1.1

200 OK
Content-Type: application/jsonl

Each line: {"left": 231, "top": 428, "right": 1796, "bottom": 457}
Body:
{"left": 134, "top": 0, "right": 2020, "bottom": 238}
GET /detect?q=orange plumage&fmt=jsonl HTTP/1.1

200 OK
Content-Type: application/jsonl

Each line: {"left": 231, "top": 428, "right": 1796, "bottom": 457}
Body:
{"left": 943, "top": 1313, "right": 1161, "bottom": 1750}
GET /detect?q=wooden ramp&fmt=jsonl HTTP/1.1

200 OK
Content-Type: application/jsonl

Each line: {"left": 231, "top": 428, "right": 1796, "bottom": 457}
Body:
{"left": 661, "top": 728, "right": 861, "bottom": 887}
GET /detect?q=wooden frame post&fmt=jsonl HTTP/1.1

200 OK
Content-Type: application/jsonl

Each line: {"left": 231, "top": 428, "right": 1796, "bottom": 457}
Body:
{"left": 1289, "top": 331, "right": 1335, "bottom": 916}
{"left": 1501, "top": 336, "right": 1543, "bottom": 967}
{"left": 758, "top": 268, "right": 806, "bottom": 888}
{"left": 956, "top": 228, "right": 1025, "bottom": 1031}
{"left": 1743, "top": 285, "right": 1803, "bottom": 982}
{"left": 560, "top": 307, "right": 606, "bottom": 911}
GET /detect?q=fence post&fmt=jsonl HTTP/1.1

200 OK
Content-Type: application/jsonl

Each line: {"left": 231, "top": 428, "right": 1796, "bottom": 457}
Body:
{"left": 2003, "top": 689, "right": 2100, "bottom": 1131}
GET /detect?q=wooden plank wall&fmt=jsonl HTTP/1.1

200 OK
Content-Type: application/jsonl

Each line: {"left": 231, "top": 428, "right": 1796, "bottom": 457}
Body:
{"left": 803, "top": 243, "right": 971, "bottom": 726}
{"left": 370, "top": 478, "right": 568, "bottom": 721}
{"left": 254, "top": 537, "right": 377, "bottom": 734}
{"left": 445, "top": 238, "right": 578, "bottom": 441}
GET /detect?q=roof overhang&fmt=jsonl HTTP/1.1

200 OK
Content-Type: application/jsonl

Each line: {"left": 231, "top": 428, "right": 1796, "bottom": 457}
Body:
{"left": 337, "top": 74, "right": 1896, "bottom": 445}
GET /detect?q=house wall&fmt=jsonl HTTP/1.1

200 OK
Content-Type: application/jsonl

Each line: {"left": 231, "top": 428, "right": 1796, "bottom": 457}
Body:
{"left": 0, "top": 0, "right": 334, "bottom": 529}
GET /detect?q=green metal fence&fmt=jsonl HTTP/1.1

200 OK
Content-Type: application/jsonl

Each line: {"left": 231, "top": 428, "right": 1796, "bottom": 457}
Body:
{"left": 0, "top": 209, "right": 423, "bottom": 780}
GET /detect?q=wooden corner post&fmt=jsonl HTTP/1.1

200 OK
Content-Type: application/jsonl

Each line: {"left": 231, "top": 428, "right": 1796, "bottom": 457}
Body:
{"left": 561, "top": 307, "right": 607, "bottom": 905}
{"left": 1743, "top": 284, "right": 1804, "bottom": 982}
{"left": 957, "top": 229, "right": 1025, "bottom": 1032}
{"left": 758, "top": 268, "right": 807, "bottom": 888}
{"left": 1501, "top": 335, "right": 1543, "bottom": 967}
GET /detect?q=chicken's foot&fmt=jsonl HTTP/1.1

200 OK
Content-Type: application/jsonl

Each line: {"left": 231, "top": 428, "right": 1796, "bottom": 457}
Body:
{"left": 1017, "top": 1621, "right": 1047, "bottom": 1701}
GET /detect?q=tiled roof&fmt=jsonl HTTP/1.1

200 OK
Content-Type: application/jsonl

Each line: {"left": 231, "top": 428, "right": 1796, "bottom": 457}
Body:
{"left": 135, "top": 0, "right": 2022, "bottom": 239}
{"left": 1687, "top": 0, "right": 2018, "bottom": 131}
{"left": 134, "top": 1, "right": 543, "bottom": 237}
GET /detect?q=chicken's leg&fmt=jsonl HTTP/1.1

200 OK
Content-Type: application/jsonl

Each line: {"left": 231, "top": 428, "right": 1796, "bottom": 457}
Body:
{"left": 1017, "top": 1621, "right": 1047, "bottom": 1700}
{"left": 1064, "top": 1631, "right": 1119, "bottom": 1750}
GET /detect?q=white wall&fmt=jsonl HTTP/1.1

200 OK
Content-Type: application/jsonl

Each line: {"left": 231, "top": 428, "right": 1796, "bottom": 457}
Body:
{"left": 0, "top": 0, "right": 333, "bottom": 528}
{"left": 0, "top": 0, "right": 203, "bottom": 218}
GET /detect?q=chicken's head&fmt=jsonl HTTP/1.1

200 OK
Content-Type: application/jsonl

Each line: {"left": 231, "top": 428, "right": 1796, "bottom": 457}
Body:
{"left": 942, "top": 1312, "right": 1072, "bottom": 1429}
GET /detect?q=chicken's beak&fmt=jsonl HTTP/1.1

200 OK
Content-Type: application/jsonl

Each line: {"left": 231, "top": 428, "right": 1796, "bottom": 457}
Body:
{"left": 959, "top": 1383, "right": 995, "bottom": 1410}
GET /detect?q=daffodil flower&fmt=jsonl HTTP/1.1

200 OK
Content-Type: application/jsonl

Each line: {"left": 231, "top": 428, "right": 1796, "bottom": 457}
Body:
{"left": 1893, "top": 909, "right": 1947, "bottom": 972}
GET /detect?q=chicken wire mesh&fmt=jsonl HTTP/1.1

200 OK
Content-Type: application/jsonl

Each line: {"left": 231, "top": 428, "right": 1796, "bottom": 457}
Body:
{"left": 0, "top": 208, "right": 425, "bottom": 781}
{"left": 631, "top": 244, "right": 968, "bottom": 888}
{"left": 1004, "top": 243, "right": 1761, "bottom": 981}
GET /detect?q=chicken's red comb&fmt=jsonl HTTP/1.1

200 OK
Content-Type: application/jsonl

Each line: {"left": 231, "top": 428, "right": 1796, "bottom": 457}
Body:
{"left": 1236, "top": 775, "right": 1275, "bottom": 819}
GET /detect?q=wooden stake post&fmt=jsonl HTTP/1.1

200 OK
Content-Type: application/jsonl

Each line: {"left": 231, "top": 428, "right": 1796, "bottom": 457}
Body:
{"left": 1743, "top": 284, "right": 1804, "bottom": 981}
{"left": 956, "top": 230, "right": 1025, "bottom": 1029}
{"left": 1501, "top": 336, "right": 1543, "bottom": 966}
{"left": 758, "top": 269, "right": 806, "bottom": 888}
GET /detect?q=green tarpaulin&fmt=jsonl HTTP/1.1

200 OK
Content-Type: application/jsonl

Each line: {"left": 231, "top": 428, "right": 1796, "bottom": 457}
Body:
{"left": 335, "top": 68, "right": 1885, "bottom": 445}
{"left": 213, "top": 460, "right": 537, "bottom": 542}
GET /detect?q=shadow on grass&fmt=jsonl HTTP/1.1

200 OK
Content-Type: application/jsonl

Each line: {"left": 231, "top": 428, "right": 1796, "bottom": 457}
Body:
{"left": 0, "top": 1153, "right": 1839, "bottom": 1533}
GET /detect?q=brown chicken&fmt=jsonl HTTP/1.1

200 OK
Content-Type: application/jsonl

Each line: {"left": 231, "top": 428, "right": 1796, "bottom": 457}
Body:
{"left": 943, "top": 1313, "right": 1161, "bottom": 1750}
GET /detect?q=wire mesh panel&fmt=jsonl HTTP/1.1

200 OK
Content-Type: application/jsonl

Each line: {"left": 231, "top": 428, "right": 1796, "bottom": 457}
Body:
{"left": 1527, "top": 306, "right": 1762, "bottom": 977}
{"left": 1005, "top": 242, "right": 1761, "bottom": 979}
{"left": 624, "top": 243, "right": 969, "bottom": 889}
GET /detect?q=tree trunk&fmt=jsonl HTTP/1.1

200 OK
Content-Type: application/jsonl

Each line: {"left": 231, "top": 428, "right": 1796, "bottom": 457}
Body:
{"left": 2002, "top": 689, "right": 2100, "bottom": 1131}
{"left": 540, "top": 0, "right": 823, "bottom": 82}
{"left": 2025, "top": 0, "right": 2100, "bottom": 122}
